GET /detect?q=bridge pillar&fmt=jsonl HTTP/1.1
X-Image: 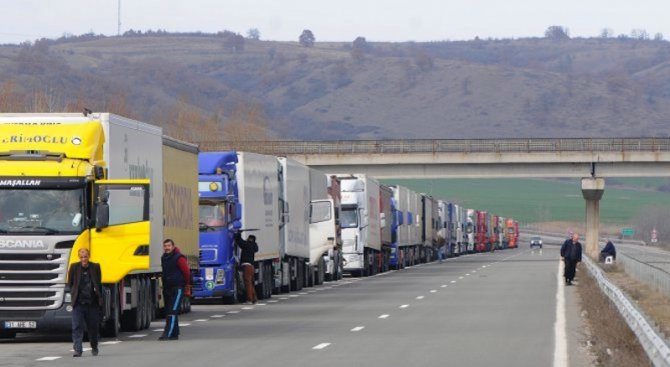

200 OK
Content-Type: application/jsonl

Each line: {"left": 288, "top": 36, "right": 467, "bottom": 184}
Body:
{"left": 581, "top": 178, "right": 605, "bottom": 258}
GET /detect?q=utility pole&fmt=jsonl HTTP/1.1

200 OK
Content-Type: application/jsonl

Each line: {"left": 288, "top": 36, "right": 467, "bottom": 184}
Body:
{"left": 117, "top": 0, "right": 121, "bottom": 36}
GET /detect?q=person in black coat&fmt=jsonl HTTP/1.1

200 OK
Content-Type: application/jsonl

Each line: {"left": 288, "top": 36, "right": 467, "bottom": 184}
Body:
{"left": 560, "top": 232, "right": 583, "bottom": 285}
{"left": 234, "top": 232, "right": 258, "bottom": 304}
{"left": 67, "top": 248, "right": 103, "bottom": 357}
{"left": 600, "top": 240, "right": 616, "bottom": 262}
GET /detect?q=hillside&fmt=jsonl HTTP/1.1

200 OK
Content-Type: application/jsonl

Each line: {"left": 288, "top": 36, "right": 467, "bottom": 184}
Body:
{"left": 1, "top": 33, "right": 670, "bottom": 140}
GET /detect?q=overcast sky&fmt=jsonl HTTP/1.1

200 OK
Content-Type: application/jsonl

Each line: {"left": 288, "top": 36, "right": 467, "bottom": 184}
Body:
{"left": 1, "top": 0, "right": 668, "bottom": 44}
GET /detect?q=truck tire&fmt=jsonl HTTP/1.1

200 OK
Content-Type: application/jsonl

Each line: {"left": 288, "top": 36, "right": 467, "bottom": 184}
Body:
{"left": 315, "top": 258, "right": 325, "bottom": 285}
{"left": 102, "top": 286, "right": 120, "bottom": 338}
{"left": 0, "top": 330, "right": 16, "bottom": 339}
{"left": 121, "top": 279, "right": 143, "bottom": 331}
{"left": 224, "top": 271, "right": 240, "bottom": 304}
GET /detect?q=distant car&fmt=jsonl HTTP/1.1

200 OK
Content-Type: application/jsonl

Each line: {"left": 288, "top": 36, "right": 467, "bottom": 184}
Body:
{"left": 530, "top": 236, "right": 543, "bottom": 248}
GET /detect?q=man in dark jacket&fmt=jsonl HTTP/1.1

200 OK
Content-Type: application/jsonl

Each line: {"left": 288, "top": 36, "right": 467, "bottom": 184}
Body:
{"left": 234, "top": 232, "right": 258, "bottom": 304}
{"left": 67, "top": 248, "right": 103, "bottom": 357}
{"left": 159, "top": 239, "right": 191, "bottom": 340}
{"left": 560, "top": 232, "right": 583, "bottom": 285}
{"left": 600, "top": 240, "right": 616, "bottom": 262}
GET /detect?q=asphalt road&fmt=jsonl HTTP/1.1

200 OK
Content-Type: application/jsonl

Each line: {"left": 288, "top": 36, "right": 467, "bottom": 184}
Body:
{"left": 1, "top": 246, "right": 586, "bottom": 367}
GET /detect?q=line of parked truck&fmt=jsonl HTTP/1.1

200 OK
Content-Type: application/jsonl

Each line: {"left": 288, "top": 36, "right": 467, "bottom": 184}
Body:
{"left": 0, "top": 113, "right": 519, "bottom": 338}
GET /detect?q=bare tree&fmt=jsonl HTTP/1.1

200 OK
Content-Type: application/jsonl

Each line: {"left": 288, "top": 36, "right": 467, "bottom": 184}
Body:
{"left": 299, "top": 29, "right": 315, "bottom": 47}
{"left": 544, "top": 26, "right": 570, "bottom": 41}
{"left": 630, "top": 29, "right": 649, "bottom": 40}
{"left": 246, "top": 28, "right": 260, "bottom": 40}
{"left": 654, "top": 32, "right": 664, "bottom": 41}
{"left": 599, "top": 28, "right": 613, "bottom": 38}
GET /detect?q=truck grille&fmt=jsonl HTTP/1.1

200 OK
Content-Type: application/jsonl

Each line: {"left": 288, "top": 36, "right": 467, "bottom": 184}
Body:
{"left": 0, "top": 250, "right": 68, "bottom": 310}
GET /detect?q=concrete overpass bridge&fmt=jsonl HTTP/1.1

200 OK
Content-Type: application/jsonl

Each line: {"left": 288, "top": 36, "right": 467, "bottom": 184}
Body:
{"left": 200, "top": 137, "right": 670, "bottom": 258}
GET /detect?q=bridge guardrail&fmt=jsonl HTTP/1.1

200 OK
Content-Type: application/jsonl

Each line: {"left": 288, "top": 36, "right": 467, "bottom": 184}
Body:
{"left": 584, "top": 256, "right": 670, "bottom": 366}
{"left": 200, "top": 138, "right": 670, "bottom": 155}
{"left": 617, "top": 252, "right": 670, "bottom": 305}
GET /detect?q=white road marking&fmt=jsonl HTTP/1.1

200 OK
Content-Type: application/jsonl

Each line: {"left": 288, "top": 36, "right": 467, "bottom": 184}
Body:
{"left": 430, "top": 290, "right": 437, "bottom": 293}
{"left": 153, "top": 329, "right": 163, "bottom": 332}
{"left": 289, "top": 295, "right": 299, "bottom": 298}
{"left": 450, "top": 280, "right": 457, "bottom": 284}
{"left": 241, "top": 307, "right": 254, "bottom": 310}
{"left": 227, "top": 311, "right": 240, "bottom": 314}
{"left": 312, "top": 343, "right": 331, "bottom": 350}
{"left": 458, "top": 276, "right": 464, "bottom": 279}
{"left": 482, "top": 265, "right": 487, "bottom": 268}
{"left": 194, "top": 319, "right": 209, "bottom": 322}
{"left": 256, "top": 303, "right": 267, "bottom": 306}
{"left": 378, "top": 314, "right": 390, "bottom": 319}
{"left": 211, "top": 315, "right": 225, "bottom": 318}
{"left": 351, "top": 326, "right": 365, "bottom": 332}
{"left": 441, "top": 285, "right": 447, "bottom": 288}
{"left": 399, "top": 304, "right": 409, "bottom": 309}
{"left": 36, "top": 356, "right": 61, "bottom": 361}
{"left": 267, "top": 300, "right": 279, "bottom": 303}
{"left": 416, "top": 296, "right": 425, "bottom": 300}
{"left": 465, "top": 273, "right": 471, "bottom": 276}
{"left": 553, "top": 260, "right": 568, "bottom": 367}
{"left": 299, "top": 292, "right": 308, "bottom": 295}
{"left": 128, "top": 334, "right": 147, "bottom": 338}
{"left": 280, "top": 297, "right": 289, "bottom": 300}
{"left": 100, "top": 341, "right": 121, "bottom": 345}
{"left": 472, "top": 270, "right": 477, "bottom": 273}
{"left": 179, "top": 323, "right": 191, "bottom": 326}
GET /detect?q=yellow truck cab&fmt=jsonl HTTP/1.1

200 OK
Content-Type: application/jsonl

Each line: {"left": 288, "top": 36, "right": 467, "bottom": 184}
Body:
{"left": 0, "top": 113, "right": 198, "bottom": 338}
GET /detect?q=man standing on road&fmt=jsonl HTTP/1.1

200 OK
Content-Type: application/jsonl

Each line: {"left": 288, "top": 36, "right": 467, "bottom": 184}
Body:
{"left": 68, "top": 248, "right": 103, "bottom": 357}
{"left": 159, "top": 239, "right": 191, "bottom": 341}
{"left": 560, "top": 232, "right": 583, "bottom": 285}
{"left": 234, "top": 232, "right": 258, "bottom": 304}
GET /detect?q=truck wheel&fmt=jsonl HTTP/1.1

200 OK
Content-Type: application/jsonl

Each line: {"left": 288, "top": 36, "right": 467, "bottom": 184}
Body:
{"left": 102, "top": 286, "right": 120, "bottom": 337}
{"left": 315, "top": 258, "right": 325, "bottom": 285}
{"left": 0, "top": 330, "right": 16, "bottom": 339}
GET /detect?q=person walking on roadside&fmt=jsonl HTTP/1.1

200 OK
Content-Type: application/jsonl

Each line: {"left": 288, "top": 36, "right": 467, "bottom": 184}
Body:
{"left": 560, "top": 232, "right": 583, "bottom": 285}
{"left": 234, "top": 232, "right": 258, "bottom": 304}
{"left": 68, "top": 248, "right": 103, "bottom": 357}
{"left": 159, "top": 239, "right": 191, "bottom": 341}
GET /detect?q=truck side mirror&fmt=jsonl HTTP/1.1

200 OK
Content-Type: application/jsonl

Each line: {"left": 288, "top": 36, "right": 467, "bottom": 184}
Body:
{"left": 233, "top": 220, "right": 242, "bottom": 230}
{"left": 95, "top": 202, "right": 109, "bottom": 231}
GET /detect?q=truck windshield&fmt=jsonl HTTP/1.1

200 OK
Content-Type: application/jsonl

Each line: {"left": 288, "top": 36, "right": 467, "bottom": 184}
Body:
{"left": 0, "top": 189, "right": 85, "bottom": 234}
{"left": 340, "top": 208, "right": 358, "bottom": 228}
{"left": 199, "top": 201, "right": 227, "bottom": 230}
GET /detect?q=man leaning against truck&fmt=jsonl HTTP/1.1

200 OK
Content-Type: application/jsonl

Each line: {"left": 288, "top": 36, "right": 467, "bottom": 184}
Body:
{"left": 159, "top": 239, "right": 191, "bottom": 341}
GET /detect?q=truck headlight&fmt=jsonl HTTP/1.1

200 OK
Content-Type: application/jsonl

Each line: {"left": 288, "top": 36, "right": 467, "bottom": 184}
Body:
{"left": 65, "top": 292, "right": 71, "bottom": 304}
{"left": 216, "top": 269, "right": 225, "bottom": 284}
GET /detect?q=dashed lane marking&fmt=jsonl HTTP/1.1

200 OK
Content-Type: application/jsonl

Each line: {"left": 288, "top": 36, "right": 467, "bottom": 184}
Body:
{"left": 416, "top": 296, "right": 425, "bottom": 300}
{"left": 399, "top": 304, "right": 409, "bottom": 309}
{"left": 378, "top": 314, "right": 390, "bottom": 319}
{"left": 211, "top": 315, "right": 225, "bottom": 318}
{"left": 241, "top": 307, "right": 254, "bottom": 310}
{"left": 36, "top": 356, "right": 61, "bottom": 361}
{"left": 227, "top": 311, "right": 240, "bottom": 314}
{"left": 351, "top": 326, "right": 365, "bottom": 332}
{"left": 458, "top": 276, "right": 464, "bottom": 279}
{"left": 465, "top": 273, "right": 471, "bottom": 276}
{"left": 430, "top": 290, "right": 437, "bottom": 293}
{"left": 280, "top": 297, "right": 289, "bottom": 300}
{"left": 441, "top": 285, "right": 447, "bottom": 288}
{"left": 179, "top": 323, "right": 191, "bottom": 326}
{"left": 450, "top": 280, "right": 457, "bottom": 284}
{"left": 194, "top": 319, "right": 209, "bottom": 322}
{"left": 128, "top": 334, "right": 147, "bottom": 338}
{"left": 100, "top": 341, "right": 121, "bottom": 345}
{"left": 267, "top": 300, "right": 279, "bottom": 303}
{"left": 313, "top": 343, "right": 331, "bottom": 350}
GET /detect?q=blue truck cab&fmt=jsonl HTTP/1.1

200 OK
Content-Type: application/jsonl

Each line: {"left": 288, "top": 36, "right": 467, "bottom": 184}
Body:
{"left": 193, "top": 152, "right": 241, "bottom": 302}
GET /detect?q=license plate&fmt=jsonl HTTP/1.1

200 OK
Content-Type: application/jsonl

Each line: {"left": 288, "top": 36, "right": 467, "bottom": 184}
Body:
{"left": 4, "top": 321, "right": 37, "bottom": 329}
